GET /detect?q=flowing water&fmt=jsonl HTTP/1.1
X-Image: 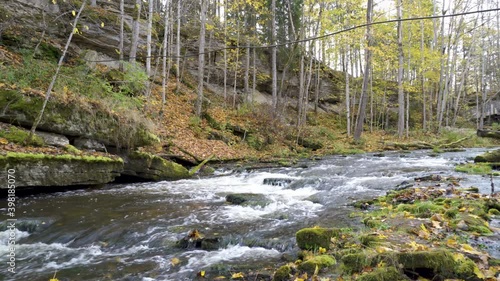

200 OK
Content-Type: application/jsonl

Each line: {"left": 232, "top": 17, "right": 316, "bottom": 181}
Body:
{"left": 0, "top": 148, "right": 498, "bottom": 281}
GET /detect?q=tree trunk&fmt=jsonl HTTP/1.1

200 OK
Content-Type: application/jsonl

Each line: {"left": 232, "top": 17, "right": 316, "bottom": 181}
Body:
{"left": 175, "top": 0, "right": 181, "bottom": 93}
{"left": 129, "top": 0, "right": 142, "bottom": 63}
{"left": 119, "top": 0, "right": 124, "bottom": 71}
{"left": 28, "top": 1, "right": 87, "bottom": 143}
{"left": 353, "top": 0, "right": 373, "bottom": 141}
{"left": 397, "top": 0, "right": 405, "bottom": 138}
{"left": 271, "top": 0, "right": 278, "bottom": 113}
{"left": 146, "top": 0, "right": 153, "bottom": 75}
{"left": 196, "top": 0, "right": 208, "bottom": 117}
{"left": 162, "top": 0, "right": 171, "bottom": 106}
{"left": 345, "top": 49, "right": 351, "bottom": 136}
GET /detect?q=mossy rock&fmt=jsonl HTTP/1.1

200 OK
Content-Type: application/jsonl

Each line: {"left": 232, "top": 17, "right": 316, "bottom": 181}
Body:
{"left": 273, "top": 265, "right": 291, "bottom": 281}
{"left": 474, "top": 149, "right": 500, "bottom": 163}
{"left": 296, "top": 227, "right": 340, "bottom": 250}
{"left": 123, "top": 151, "right": 189, "bottom": 181}
{"left": 341, "top": 253, "right": 369, "bottom": 274}
{"left": 298, "top": 255, "right": 336, "bottom": 275}
{"left": 0, "top": 89, "right": 157, "bottom": 148}
{"left": 398, "top": 250, "right": 456, "bottom": 279}
{"left": 459, "top": 214, "right": 492, "bottom": 234}
{"left": 357, "top": 266, "right": 408, "bottom": 281}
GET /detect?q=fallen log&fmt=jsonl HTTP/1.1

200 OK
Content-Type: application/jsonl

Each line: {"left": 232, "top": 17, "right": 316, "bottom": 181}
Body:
{"left": 383, "top": 135, "right": 473, "bottom": 150}
{"left": 477, "top": 129, "right": 500, "bottom": 139}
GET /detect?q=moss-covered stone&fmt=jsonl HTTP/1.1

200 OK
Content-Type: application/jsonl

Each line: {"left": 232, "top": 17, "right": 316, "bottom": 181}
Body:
{"left": 0, "top": 89, "right": 158, "bottom": 148}
{"left": 398, "top": 250, "right": 456, "bottom": 278}
{"left": 474, "top": 149, "right": 500, "bottom": 163}
{"left": 273, "top": 265, "right": 291, "bottom": 281}
{"left": 296, "top": 227, "right": 340, "bottom": 250}
{"left": 341, "top": 253, "right": 370, "bottom": 274}
{"left": 123, "top": 151, "right": 189, "bottom": 181}
{"left": 298, "top": 255, "right": 336, "bottom": 275}
{"left": 357, "top": 266, "right": 408, "bottom": 281}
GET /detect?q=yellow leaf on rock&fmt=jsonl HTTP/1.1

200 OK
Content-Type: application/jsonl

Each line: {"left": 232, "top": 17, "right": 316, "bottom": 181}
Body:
{"left": 0, "top": 138, "right": 8, "bottom": 145}
{"left": 101, "top": 22, "right": 105, "bottom": 28}
{"left": 231, "top": 272, "right": 244, "bottom": 279}
{"left": 199, "top": 271, "right": 205, "bottom": 277}
{"left": 72, "top": 10, "right": 76, "bottom": 16}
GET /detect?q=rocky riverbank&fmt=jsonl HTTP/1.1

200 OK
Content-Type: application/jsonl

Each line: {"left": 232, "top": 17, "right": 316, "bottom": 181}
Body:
{"left": 271, "top": 180, "right": 500, "bottom": 281}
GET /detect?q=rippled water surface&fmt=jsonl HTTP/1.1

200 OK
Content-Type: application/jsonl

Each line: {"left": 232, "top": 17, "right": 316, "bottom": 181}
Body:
{"left": 0, "top": 148, "right": 497, "bottom": 280}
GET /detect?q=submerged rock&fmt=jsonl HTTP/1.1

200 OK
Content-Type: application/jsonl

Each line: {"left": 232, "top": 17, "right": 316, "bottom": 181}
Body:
{"left": 225, "top": 193, "right": 271, "bottom": 207}
{"left": 176, "top": 229, "right": 221, "bottom": 251}
{"left": 263, "top": 178, "right": 293, "bottom": 187}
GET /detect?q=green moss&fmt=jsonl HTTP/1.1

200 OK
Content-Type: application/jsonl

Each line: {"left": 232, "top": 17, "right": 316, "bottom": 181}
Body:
{"left": 398, "top": 250, "right": 455, "bottom": 278}
{"left": 396, "top": 201, "right": 445, "bottom": 218}
{"left": 357, "top": 266, "right": 407, "bottom": 281}
{"left": 298, "top": 255, "right": 336, "bottom": 274}
{"left": 454, "top": 253, "right": 483, "bottom": 281}
{"left": 0, "top": 125, "right": 44, "bottom": 146}
{"left": 64, "top": 144, "right": 82, "bottom": 154}
{"left": 359, "top": 234, "right": 382, "bottom": 247}
{"left": 272, "top": 265, "right": 291, "bottom": 281}
{"left": 0, "top": 152, "right": 123, "bottom": 164}
{"left": 455, "top": 163, "right": 494, "bottom": 175}
{"left": 488, "top": 208, "right": 500, "bottom": 215}
{"left": 444, "top": 208, "right": 459, "bottom": 219}
{"left": 296, "top": 227, "right": 340, "bottom": 250}
{"left": 341, "top": 253, "right": 369, "bottom": 274}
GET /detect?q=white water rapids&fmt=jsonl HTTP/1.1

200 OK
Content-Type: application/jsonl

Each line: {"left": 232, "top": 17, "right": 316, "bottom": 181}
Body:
{"left": 0, "top": 148, "right": 496, "bottom": 280}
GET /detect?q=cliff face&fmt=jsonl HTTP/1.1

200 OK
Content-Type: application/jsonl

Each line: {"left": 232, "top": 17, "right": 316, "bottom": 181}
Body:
{"left": 1, "top": 0, "right": 345, "bottom": 111}
{"left": 0, "top": 0, "right": 145, "bottom": 67}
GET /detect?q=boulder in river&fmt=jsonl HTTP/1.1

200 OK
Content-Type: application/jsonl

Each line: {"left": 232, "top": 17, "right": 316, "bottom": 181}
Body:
{"left": 176, "top": 229, "right": 221, "bottom": 250}
{"left": 225, "top": 193, "right": 271, "bottom": 207}
{"left": 474, "top": 149, "right": 500, "bottom": 163}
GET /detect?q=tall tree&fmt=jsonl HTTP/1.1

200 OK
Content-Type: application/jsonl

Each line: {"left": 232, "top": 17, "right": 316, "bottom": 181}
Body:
{"left": 196, "top": 0, "right": 208, "bottom": 117}
{"left": 129, "top": 0, "right": 142, "bottom": 63}
{"left": 271, "top": 0, "right": 278, "bottom": 112}
{"left": 353, "top": 0, "right": 373, "bottom": 141}
{"left": 397, "top": 0, "right": 405, "bottom": 137}
{"left": 162, "top": 0, "right": 171, "bottom": 107}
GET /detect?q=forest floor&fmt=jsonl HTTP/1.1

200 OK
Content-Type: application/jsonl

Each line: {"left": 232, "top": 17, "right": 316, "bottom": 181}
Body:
{"left": 1, "top": 45, "right": 499, "bottom": 166}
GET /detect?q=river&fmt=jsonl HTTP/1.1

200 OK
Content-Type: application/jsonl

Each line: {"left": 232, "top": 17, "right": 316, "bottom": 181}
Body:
{"left": 0, "top": 148, "right": 497, "bottom": 280}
